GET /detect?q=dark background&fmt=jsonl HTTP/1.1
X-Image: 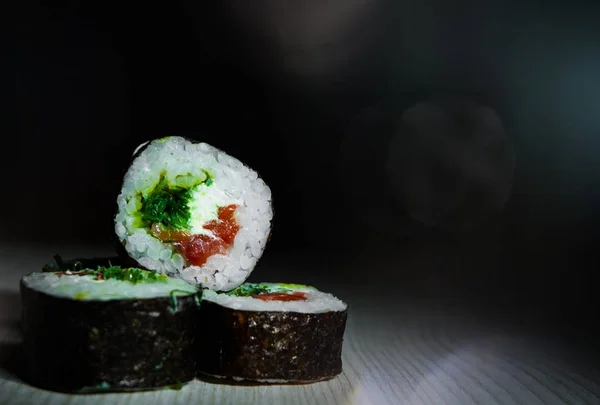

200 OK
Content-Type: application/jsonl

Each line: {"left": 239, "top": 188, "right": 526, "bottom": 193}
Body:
{"left": 3, "top": 2, "right": 600, "bottom": 347}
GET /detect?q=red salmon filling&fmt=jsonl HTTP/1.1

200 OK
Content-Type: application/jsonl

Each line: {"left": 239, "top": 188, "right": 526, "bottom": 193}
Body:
{"left": 151, "top": 204, "right": 241, "bottom": 267}
{"left": 252, "top": 291, "right": 308, "bottom": 302}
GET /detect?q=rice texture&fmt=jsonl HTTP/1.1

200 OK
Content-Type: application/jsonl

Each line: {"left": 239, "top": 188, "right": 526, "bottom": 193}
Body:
{"left": 115, "top": 136, "right": 273, "bottom": 291}
{"left": 202, "top": 283, "right": 348, "bottom": 313}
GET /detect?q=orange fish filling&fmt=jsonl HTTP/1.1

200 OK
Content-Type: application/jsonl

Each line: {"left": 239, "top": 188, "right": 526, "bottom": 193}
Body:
{"left": 151, "top": 204, "right": 240, "bottom": 267}
{"left": 252, "top": 291, "right": 308, "bottom": 302}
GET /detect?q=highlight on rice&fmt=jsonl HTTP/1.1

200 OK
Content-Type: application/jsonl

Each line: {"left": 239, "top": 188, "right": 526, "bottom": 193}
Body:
{"left": 114, "top": 136, "right": 273, "bottom": 291}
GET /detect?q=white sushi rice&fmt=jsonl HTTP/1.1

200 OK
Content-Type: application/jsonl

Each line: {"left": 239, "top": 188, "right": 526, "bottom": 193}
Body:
{"left": 114, "top": 137, "right": 273, "bottom": 291}
{"left": 22, "top": 272, "right": 197, "bottom": 301}
{"left": 202, "top": 284, "right": 348, "bottom": 314}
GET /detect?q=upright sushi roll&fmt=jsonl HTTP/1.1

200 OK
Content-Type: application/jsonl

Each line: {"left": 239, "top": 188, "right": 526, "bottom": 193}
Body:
{"left": 197, "top": 283, "right": 348, "bottom": 383}
{"left": 20, "top": 265, "right": 201, "bottom": 393}
{"left": 114, "top": 136, "right": 273, "bottom": 291}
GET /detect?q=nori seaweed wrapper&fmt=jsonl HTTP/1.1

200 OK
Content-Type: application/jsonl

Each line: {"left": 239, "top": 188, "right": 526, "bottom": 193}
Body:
{"left": 197, "top": 301, "right": 347, "bottom": 384}
{"left": 20, "top": 276, "right": 202, "bottom": 393}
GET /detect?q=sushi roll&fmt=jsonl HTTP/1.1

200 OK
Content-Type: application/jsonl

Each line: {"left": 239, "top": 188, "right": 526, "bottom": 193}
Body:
{"left": 20, "top": 265, "right": 201, "bottom": 393}
{"left": 197, "top": 283, "right": 348, "bottom": 384}
{"left": 114, "top": 136, "right": 273, "bottom": 291}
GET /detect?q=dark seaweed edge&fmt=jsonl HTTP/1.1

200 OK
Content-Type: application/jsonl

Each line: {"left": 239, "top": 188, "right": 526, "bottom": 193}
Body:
{"left": 113, "top": 135, "right": 274, "bottom": 289}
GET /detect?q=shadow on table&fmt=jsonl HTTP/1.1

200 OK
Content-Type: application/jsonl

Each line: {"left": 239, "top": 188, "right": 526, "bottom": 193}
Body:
{"left": 0, "top": 289, "right": 25, "bottom": 384}
{"left": 0, "top": 288, "right": 21, "bottom": 311}
{"left": 0, "top": 342, "right": 25, "bottom": 383}
{"left": 0, "top": 289, "right": 21, "bottom": 329}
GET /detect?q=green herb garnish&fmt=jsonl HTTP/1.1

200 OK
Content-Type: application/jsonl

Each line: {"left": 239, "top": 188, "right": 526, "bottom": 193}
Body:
{"left": 164, "top": 367, "right": 184, "bottom": 390}
{"left": 168, "top": 380, "right": 183, "bottom": 391}
{"left": 93, "top": 381, "right": 111, "bottom": 390}
{"left": 168, "top": 289, "right": 196, "bottom": 313}
{"left": 138, "top": 171, "right": 213, "bottom": 231}
{"left": 98, "top": 266, "right": 169, "bottom": 284}
{"left": 43, "top": 254, "right": 83, "bottom": 273}
{"left": 225, "top": 283, "right": 272, "bottom": 297}
{"left": 47, "top": 260, "right": 171, "bottom": 284}
{"left": 193, "top": 294, "right": 202, "bottom": 308}
{"left": 140, "top": 174, "right": 194, "bottom": 231}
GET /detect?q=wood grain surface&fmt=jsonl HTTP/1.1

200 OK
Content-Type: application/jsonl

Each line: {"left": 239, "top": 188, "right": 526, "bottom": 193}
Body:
{"left": 0, "top": 244, "right": 599, "bottom": 405}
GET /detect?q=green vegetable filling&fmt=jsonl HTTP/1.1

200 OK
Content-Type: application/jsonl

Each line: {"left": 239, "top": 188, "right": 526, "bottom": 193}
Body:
{"left": 225, "top": 283, "right": 273, "bottom": 297}
{"left": 168, "top": 289, "right": 198, "bottom": 313}
{"left": 224, "top": 283, "right": 315, "bottom": 297}
{"left": 53, "top": 266, "right": 169, "bottom": 284}
{"left": 43, "top": 255, "right": 83, "bottom": 273}
{"left": 98, "top": 266, "right": 169, "bottom": 283}
{"left": 138, "top": 171, "right": 212, "bottom": 232}
{"left": 164, "top": 366, "right": 184, "bottom": 390}
{"left": 139, "top": 175, "right": 194, "bottom": 231}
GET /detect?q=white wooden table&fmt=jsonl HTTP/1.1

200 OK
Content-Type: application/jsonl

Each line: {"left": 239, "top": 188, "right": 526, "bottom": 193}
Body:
{"left": 1, "top": 243, "right": 599, "bottom": 405}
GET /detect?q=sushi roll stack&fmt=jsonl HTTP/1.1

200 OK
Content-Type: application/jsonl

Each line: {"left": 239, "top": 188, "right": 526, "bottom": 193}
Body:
{"left": 19, "top": 136, "right": 348, "bottom": 392}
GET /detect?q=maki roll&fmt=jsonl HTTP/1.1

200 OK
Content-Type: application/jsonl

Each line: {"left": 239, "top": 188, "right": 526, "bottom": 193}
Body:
{"left": 115, "top": 136, "right": 273, "bottom": 291}
{"left": 197, "top": 283, "right": 348, "bottom": 384}
{"left": 20, "top": 265, "right": 201, "bottom": 393}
